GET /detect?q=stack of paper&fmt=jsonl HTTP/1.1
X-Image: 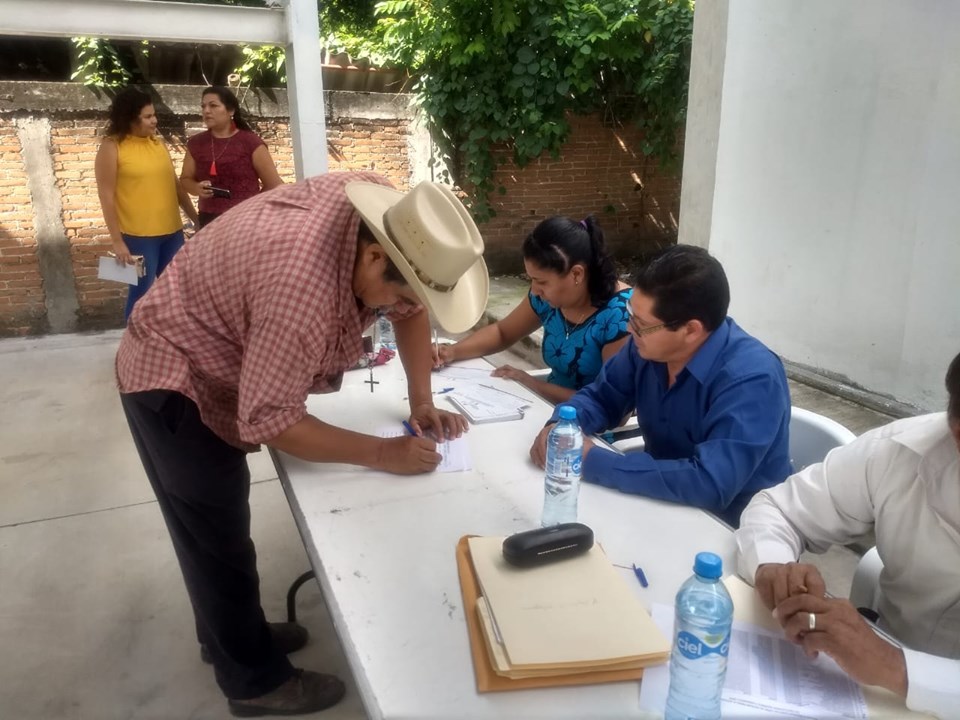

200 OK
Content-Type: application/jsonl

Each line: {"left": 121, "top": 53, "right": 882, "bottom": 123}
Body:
{"left": 467, "top": 536, "right": 670, "bottom": 679}
{"left": 444, "top": 384, "right": 530, "bottom": 424}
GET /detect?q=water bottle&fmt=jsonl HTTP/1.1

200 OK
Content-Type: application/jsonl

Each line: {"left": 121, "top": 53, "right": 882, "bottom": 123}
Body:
{"left": 541, "top": 405, "right": 583, "bottom": 527}
{"left": 665, "top": 552, "right": 734, "bottom": 720}
{"left": 376, "top": 313, "right": 395, "bottom": 351}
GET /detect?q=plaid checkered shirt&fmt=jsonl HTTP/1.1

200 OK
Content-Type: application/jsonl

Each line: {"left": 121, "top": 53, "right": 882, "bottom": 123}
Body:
{"left": 116, "top": 171, "right": 421, "bottom": 450}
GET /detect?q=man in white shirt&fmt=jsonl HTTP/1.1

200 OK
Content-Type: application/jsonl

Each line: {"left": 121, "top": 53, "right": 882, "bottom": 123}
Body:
{"left": 735, "top": 351, "right": 960, "bottom": 719}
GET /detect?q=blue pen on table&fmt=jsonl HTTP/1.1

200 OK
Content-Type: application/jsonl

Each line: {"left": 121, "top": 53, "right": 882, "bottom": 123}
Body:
{"left": 402, "top": 420, "right": 418, "bottom": 437}
{"left": 402, "top": 387, "right": 454, "bottom": 400}
{"left": 614, "top": 562, "right": 649, "bottom": 588}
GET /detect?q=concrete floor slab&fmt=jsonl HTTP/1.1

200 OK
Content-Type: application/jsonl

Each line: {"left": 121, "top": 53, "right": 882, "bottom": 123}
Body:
{"left": 0, "top": 477, "right": 364, "bottom": 720}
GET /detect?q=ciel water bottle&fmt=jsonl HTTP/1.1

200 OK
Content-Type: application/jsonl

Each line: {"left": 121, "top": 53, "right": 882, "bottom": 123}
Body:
{"left": 541, "top": 405, "right": 583, "bottom": 527}
{"left": 376, "top": 313, "right": 396, "bottom": 351}
{"left": 665, "top": 552, "right": 734, "bottom": 720}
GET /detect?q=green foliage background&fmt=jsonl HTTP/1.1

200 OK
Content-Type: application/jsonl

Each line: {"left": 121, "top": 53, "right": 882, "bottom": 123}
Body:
{"left": 374, "top": 0, "right": 693, "bottom": 219}
{"left": 70, "top": 0, "right": 694, "bottom": 220}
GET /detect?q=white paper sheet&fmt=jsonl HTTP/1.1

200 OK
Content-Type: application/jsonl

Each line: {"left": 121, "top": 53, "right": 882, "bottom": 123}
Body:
{"left": 638, "top": 604, "right": 867, "bottom": 720}
{"left": 434, "top": 364, "right": 495, "bottom": 382}
{"left": 377, "top": 427, "right": 472, "bottom": 473}
{"left": 97, "top": 256, "right": 139, "bottom": 285}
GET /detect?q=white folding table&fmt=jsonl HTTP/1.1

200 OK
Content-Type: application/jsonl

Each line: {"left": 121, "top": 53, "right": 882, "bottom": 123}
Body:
{"left": 271, "top": 356, "right": 736, "bottom": 720}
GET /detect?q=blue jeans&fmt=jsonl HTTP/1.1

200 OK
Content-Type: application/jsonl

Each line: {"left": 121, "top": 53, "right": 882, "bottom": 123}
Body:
{"left": 122, "top": 229, "right": 185, "bottom": 321}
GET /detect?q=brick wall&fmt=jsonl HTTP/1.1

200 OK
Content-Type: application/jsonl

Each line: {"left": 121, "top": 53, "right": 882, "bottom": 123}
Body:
{"left": 480, "top": 114, "right": 681, "bottom": 274}
{"left": 0, "top": 124, "right": 45, "bottom": 335}
{"left": 0, "top": 82, "right": 418, "bottom": 336}
{"left": 0, "top": 82, "right": 680, "bottom": 336}
{"left": 53, "top": 116, "right": 413, "bottom": 330}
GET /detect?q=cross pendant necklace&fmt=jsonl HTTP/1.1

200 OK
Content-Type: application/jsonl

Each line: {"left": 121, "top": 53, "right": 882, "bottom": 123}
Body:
{"left": 364, "top": 365, "right": 379, "bottom": 393}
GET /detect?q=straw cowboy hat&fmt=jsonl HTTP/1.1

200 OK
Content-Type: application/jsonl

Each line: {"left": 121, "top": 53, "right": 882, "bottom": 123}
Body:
{"left": 345, "top": 181, "right": 489, "bottom": 334}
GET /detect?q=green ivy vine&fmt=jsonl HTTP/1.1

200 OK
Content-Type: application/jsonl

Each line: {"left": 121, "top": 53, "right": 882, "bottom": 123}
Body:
{"left": 375, "top": 0, "right": 695, "bottom": 220}
{"left": 71, "top": 37, "right": 148, "bottom": 88}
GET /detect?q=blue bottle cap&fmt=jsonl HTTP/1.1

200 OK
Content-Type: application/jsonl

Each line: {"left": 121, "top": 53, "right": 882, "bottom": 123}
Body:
{"left": 558, "top": 405, "right": 577, "bottom": 421}
{"left": 693, "top": 552, "right": 723, "bottom": 579}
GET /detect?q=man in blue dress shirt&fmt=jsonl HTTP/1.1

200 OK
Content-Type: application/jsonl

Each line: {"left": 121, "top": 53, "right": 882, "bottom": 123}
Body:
{"left": 530, "top": 244, "right": 792, "bottom": 527}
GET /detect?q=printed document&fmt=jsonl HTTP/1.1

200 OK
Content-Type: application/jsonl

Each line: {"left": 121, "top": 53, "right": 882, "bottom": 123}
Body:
{"left": 377, "top": 427, "right": 472, "bottom": 473}
{"left": 638, "top": 603, "right": 867, "bottom": 719}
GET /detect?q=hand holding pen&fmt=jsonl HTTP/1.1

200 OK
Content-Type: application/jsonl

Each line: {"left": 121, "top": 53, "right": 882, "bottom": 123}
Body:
{"left": 375, "top": 422, "right": 440, "bottom": 474}
{"left": 432, "top": 329, "right": 456, "bottom": 368}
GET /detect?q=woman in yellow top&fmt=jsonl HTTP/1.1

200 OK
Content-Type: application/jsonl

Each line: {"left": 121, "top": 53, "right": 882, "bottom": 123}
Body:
{"left": 95, "top": 87, "right": 198, "bottom": 320}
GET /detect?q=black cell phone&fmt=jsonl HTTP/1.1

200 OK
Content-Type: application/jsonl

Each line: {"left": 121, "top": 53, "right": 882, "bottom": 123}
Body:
{"left": 209, "top": 186, "right": 231, "bottom": 199}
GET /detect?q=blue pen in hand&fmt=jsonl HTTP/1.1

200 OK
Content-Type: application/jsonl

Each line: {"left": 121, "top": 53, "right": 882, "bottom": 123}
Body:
{"left": 402, "top": 420, "right": 418, "bottom": 437}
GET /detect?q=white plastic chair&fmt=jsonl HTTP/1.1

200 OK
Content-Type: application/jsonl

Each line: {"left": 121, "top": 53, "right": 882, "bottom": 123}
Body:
{"left": 849, "top": 546, "right": 884, "bottom": 612}
{"left": 788, "top": 406, "right": 856, "bottom": 471}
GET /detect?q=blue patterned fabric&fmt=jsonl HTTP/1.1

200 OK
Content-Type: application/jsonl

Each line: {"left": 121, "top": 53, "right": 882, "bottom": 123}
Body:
{"left": 528, "top": 288, "right": 631, "bottom": 389}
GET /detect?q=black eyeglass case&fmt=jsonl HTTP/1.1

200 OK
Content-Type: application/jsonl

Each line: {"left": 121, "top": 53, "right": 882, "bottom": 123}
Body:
{"left": 501, "top": 523, "right": 594, "bottom": 568}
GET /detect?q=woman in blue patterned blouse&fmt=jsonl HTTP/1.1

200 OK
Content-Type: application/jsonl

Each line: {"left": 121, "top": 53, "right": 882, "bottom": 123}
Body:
{"left": 434, "top": 215, "right": 631, "bottom": 404}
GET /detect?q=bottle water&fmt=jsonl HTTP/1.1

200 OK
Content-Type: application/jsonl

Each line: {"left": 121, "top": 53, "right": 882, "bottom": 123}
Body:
{"left": 376, "top": 314, "right": 395, "bottom": 351}
{"left": 541, "top": 405, "right": 583, "bottom": 527}
{"left": 665, "top": 552, "right": 734, "bottom": 720}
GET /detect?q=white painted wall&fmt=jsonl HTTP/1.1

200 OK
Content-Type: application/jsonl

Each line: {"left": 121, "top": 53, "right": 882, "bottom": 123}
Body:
{"left": 689, "top": 0, "right": 960, "bottom": 411}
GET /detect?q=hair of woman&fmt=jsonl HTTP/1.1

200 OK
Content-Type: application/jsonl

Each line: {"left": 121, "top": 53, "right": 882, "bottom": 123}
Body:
{"left": 201, "top": 86, "right": 253, "bottom": 132}
{"left": 521, "top": 215, "right": 618, "bottom": 306}
{"left": 105, "top": 87, "right": 154, "bottom": 141}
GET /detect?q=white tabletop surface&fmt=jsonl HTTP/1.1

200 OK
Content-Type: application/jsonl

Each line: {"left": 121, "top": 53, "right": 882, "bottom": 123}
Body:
{"left": 272, "top": 357, "right": 736, "bottom": 720}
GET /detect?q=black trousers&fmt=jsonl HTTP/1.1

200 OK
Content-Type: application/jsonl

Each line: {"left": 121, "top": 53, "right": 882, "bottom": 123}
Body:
{"left": 198, "top": 211, "right": 220, "bottom": 229}
{"left": 121, "top": 389, "right": 293, "bottom": 700}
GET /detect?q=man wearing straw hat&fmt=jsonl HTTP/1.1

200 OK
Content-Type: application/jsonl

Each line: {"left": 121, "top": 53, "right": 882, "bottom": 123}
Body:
{"left": 116, "top": 172, "right": 488, "bottom": 716}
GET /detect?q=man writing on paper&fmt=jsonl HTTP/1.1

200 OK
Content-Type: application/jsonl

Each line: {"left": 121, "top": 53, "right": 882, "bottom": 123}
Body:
{"left": 529, "top": 245, "right": 792, "bottom": 527}
{"left": 735, "top": 351, "right": 960, "bottom": 718}
{"left": 116, "top": 172, "right": 488, "bottom": 717}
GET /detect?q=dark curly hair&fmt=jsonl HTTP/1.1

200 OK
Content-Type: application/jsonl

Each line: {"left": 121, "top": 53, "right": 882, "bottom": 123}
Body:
{"left": 201, "top": 86, "right": 253, "bottom": 132}
{"left": 521, "top": 216, "right": 618, "bottom": 307}
{"left": 105, "top": 87, "right": 153, "bottom": 141}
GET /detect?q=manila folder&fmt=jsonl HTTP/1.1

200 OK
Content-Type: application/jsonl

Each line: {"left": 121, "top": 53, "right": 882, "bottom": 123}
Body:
{"left": 467, "top": 535, "right": 669, "bottom": 671}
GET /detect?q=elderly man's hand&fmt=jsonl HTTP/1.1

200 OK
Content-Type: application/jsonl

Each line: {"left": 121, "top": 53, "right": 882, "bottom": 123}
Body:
{"left": 408, "top": 402, "right": 468, "bottom": 441}
{"left": 773, "top": 593, "right": 908, "bottom": 697}
{"left": 754, "top": 562, "right": 827, "bottom": 611}
{"left": 375, "top": 436, "right": 441, "bottom": 474}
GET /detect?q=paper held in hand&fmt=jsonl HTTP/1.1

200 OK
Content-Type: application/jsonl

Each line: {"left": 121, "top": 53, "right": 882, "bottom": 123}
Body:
{"left": 97, "top": 255, "right": 141, "bottom": 285}
{"left": 467, "top": 535, "right": 670, "bottom": 679}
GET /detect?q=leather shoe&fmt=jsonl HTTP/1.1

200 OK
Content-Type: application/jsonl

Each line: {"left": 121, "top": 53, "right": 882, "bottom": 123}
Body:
{"left": 200, "top": 622, "right": 309, "bottom": 664}
{"left": 228, "top": 669, "right": 345, "bottom": 717}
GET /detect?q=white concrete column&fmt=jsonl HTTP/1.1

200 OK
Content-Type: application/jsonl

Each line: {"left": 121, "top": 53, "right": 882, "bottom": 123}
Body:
{"left": 677, "top": 0, "right": 729, "bottom": 249}
{"left": 284, "top": 0, "right": 327, "bottom": 178}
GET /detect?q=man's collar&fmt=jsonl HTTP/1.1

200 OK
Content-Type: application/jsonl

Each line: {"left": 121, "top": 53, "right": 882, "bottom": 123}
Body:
{"left": 684, "top": 317, "right": 731, "bottom": 383}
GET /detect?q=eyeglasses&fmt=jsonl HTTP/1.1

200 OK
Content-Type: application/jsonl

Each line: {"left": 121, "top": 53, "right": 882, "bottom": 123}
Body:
{"left": 626, "top": 305, "right": 668, "bottom": 337}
